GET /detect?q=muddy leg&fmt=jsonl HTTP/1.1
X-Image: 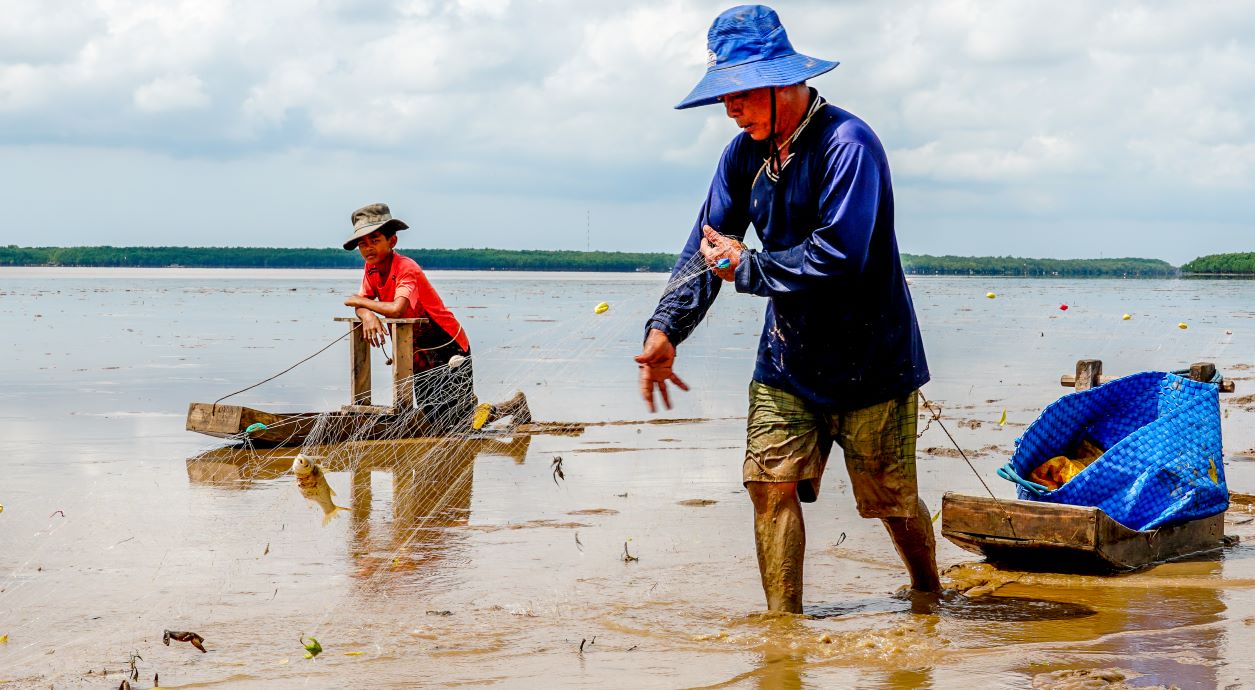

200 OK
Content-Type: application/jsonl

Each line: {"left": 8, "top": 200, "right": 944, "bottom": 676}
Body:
{"left": 880, "top": 498, "right": 941, "bottom": 592}
{"left": 747, "top": 481, "right": 806, "bottom": 614}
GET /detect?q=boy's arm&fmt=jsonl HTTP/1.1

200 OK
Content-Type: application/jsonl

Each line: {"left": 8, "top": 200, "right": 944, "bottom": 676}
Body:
{"left": 345, "top": 294, "right": 412, "bottom": 319}
{"left": 344, "top": 295, "right": 412, "bottom": 346}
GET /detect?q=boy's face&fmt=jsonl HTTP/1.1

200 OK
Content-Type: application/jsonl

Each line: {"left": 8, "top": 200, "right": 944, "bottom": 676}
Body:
{"left": 356, "top": 231, "right": 397, "bottom": 265}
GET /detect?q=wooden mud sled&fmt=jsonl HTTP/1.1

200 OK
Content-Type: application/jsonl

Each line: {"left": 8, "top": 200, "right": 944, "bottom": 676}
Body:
{"left": 187, "top": 317, "right": 582, "bottom": 447}
{"left": 941, "top": 359, "right": 1235, "bottom": 573}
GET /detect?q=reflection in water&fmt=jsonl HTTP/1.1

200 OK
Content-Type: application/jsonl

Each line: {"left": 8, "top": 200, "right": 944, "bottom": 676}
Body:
{"left": 187, "top": 435, "right": 531, "bottom": 589}
{"left": 1001, "top": 560, "right": 1226, "bottom": 689}
{"left": 755, "top": 650, "right": 803, "bottom": 690}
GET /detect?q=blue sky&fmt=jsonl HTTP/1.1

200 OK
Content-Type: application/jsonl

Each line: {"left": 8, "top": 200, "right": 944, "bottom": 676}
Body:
{"left": 1, "top": 0, "right": 1253, "bottom": 263}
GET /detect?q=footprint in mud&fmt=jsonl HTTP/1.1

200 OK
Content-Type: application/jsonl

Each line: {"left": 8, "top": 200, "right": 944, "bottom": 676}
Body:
{"left": 677, "top": 499, "right": 718, "bottom": 507}
{"left": 808, "top": 591, "right": 1095, "bottom": 622}
{"left": 925, "top": 593, "right": 1095, "bottom": 622}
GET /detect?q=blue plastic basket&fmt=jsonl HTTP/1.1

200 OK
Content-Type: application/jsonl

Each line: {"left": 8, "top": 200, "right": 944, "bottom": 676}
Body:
{"left": 998, "top": 371, "right": 1228, "bottom": 531}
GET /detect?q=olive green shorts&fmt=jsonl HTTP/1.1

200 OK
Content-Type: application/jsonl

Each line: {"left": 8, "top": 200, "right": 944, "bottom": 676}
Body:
{"left": 744, "top": 381, "right": 921, "bottom": 518}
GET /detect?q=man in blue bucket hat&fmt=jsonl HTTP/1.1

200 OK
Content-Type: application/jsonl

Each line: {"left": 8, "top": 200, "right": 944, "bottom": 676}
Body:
{"left": 636, "top": 5, "right": 939, "bottom": 613}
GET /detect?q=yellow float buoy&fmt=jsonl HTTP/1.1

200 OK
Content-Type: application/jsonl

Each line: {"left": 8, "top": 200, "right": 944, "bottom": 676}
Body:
{"left": 1178, "top": 322, "right": 1188, "bottom": 330}
{"left": 1122, "top": 314, "right": 1132, "bottom": 321}
{"left": 986, "top": 292, "right": 996, "bottom": 299}
{"left": 594, "top": 301, "right": 610, "bottom": 314}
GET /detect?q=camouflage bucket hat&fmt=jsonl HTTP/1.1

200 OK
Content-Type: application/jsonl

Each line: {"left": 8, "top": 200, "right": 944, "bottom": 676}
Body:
{"left": 343, "top": 203, "right": 410, "bottom": 250}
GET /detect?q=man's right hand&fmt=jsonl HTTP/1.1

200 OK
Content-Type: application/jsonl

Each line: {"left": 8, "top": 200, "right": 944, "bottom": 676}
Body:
{"left": 358, "top": 309, "right": 388, "bottom": 347}
{"left": 634, "top": 328, "right": 689, "bottom": 413}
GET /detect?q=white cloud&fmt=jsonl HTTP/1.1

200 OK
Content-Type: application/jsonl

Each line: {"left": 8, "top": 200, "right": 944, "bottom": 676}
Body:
{"left": 895, "top": 134, "right": 1083, "bottom": 182}
{"left": 133, "top": 74, "right": 209, "bottom": 112}
{"left": 0, "top": 0, "right": 1252, "bottom": 261}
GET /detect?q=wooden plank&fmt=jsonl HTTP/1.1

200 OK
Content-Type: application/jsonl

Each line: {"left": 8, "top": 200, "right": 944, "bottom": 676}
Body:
{"left": 349, "top": 321, "right": 372, "bottom": 406}
{"left": 942, "top": 492, "right": 1226, "bottom": 572}
{"left": 392, "top": 321, "right": 415, "bottom": 412}
{"left": 1095, "top": 512, "right": 1224, "bottom": 569}
{"left": 1190, "top": 361, "right": 1217, "bottom": 383}
{"left": 941, "top": 493, "right": 1098, "bottom": 547}
{"left": 340, "top": 404, "right": 395, "bottom": 414}
{"left": 333, "top": 317, "right": 427, "bottom": 324}
{"left": 1061, "top": 373, "right": 1117, "bottom": 388}
{"left": 1062, "top": 372, "right": 1235, "bottom": 393}
{"left": 1074, "top": 359, "right": 1103, "bottom": 392}
{"left": 186, "top": 403, "right": 244, "bottom": 437}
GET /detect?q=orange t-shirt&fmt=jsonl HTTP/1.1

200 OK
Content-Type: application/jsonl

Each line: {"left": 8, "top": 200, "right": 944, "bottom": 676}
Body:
{"left": 358, "top": 252, "right": 470, "bottom": 362}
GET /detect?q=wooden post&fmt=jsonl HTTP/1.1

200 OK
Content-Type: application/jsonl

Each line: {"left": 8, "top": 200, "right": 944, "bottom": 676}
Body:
{"left": 335, "top": 317, "right": 425, "bottom": 413}
{"left": 1075, "top": 359, "right": 1103, "bottom": 391}
{"left": 349, "top": 322, "right": 372, "bottom": 406}
{"left": 392, "top": 321, "right": 415, "bottom": 412}
{"left": 1189, "top": 362, "right": 1217, "bottom": 384}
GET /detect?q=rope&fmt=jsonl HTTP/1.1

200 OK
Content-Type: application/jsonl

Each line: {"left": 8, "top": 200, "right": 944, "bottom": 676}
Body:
{"left": 919, "top": 391, "right": 1018, "bottom": 538}
{"left": 212, "top": 326, "right": 357, "bottom": 412}
{"left": 212, "top": 320, "right": 467, "bottom": 413}
{"left": 415, "top": 323, "right": 464, "bottom": 353}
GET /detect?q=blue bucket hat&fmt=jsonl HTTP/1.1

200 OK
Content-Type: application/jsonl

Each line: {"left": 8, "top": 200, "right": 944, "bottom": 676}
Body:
{"left": 676, "top": 5, "right": 839, "bottom": 110}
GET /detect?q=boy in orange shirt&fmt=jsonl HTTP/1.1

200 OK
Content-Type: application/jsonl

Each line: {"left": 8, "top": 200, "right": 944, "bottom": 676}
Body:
{"left": 342, "top": 203, "right": 528, "bottom": 433}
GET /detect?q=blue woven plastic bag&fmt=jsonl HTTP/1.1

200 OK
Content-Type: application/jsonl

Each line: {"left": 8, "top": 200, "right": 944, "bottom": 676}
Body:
{"left": 998, "top": 371, "right": 1228, "bottom": 531}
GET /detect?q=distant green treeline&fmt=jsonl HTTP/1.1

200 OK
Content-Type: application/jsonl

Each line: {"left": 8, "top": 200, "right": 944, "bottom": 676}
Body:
{"left": 1180, "top": 252, "right": 1255, "bottom": 275}
{"left": 900, "top": 254, "right": 1176, "bottom": 277}
{"left": 0, "top": 246, "right": 676, "bottom": 272}
{"left": 0, "top": 245, "right": 1246, "bottom": 277}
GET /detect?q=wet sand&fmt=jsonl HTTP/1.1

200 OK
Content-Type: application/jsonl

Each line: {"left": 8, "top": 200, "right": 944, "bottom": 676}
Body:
{"left": 2, "top": 269, "right": 1255, "bottom": 689}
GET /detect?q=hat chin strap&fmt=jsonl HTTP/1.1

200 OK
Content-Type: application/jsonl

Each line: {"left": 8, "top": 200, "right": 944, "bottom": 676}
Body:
{"left": 768, "top": 86, "right": 779, "bottom": 174}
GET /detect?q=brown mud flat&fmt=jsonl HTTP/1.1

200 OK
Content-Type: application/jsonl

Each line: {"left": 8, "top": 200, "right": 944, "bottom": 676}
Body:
{"left": 944, "top": 561, "right": 1255, "bottom": 598}
{"left": 677, "top": 499, "right": 718, "bottom": 507}
{"left": 1031, "top": 668, "right": 1168, "bottom": 690}
{"left": 572, "top": 445, "right": 741, "bottom": 454}
{"left": 1225, "top": 393, "right": 1255, "bottom": 411}
{"left": 1229, "top": 492, "right": 1255, "bottom": 513}
{"left": 574, "top": 416, "right": 737, "bottom": 427}
{"left": 922, "top": 444, "right": 1007, "bottom": 459}
{"left": 566, "top": 508, "right": 619, "bottom": 516}
{"left": 465, "top": 519, "right": 590, "bottom": 532}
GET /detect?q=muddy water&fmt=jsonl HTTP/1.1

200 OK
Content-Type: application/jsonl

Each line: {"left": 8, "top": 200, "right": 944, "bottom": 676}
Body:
{"left": 2, "top": 269, "right": 1255, "bottom": 689}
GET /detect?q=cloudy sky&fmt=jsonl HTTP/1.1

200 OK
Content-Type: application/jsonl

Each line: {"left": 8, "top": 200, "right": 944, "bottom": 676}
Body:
{"left": 1, "top": 0, "right": 1252, "bottom": 262}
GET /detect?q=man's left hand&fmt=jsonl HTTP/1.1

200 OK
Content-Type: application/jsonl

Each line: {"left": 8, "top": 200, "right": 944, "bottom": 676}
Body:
{"left": 700, "top": 225, "right": 744, "bottom": 282}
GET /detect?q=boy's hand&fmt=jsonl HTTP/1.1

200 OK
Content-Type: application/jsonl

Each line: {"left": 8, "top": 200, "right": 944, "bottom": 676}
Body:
{"left": 345, "top": 296, "right": 388, "bottom": 347}
{"left": 359, "top": 311, "right": 388, "bottom": 347}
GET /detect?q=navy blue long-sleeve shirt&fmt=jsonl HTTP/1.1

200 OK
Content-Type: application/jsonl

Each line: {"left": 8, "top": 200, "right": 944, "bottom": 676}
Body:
{"left": 646, "top": 93, "right": 929, "bottom": 411}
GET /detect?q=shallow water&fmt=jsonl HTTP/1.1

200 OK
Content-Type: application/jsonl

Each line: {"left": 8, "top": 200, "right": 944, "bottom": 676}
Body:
{"left": 1, "top": 268, "right": 1255, "bottom": 689}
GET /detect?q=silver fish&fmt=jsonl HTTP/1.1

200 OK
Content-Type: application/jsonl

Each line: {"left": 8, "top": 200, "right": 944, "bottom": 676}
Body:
{"left": 291, "top": 454, "right": 348, "bottom": 525}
